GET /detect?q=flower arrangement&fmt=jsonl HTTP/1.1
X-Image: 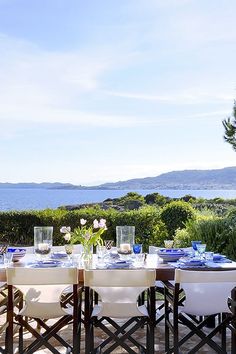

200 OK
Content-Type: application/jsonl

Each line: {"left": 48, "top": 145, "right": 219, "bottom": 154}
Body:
{"left": 60, "top": 218, "right": 107, "bottom": 258}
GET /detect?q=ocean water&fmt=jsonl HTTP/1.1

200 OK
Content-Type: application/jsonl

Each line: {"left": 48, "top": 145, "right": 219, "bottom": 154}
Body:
{"left": 0, "top": 188, "right": 236, "bottom": 211}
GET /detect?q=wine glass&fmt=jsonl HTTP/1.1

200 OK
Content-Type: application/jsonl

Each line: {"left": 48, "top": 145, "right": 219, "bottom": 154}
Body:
{"left": 104, "top": 240, "right": 114, "bottom": 251}
{"left": 191, "top": 241, "right": 202, "bottom": 257}
{"left": 133, "top": 244, "right": 142, "bottom": 254}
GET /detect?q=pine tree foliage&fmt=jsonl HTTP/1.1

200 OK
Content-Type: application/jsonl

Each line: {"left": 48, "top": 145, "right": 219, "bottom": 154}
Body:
{"left": 222, "top": 100, "right": 236, "bottom": 151}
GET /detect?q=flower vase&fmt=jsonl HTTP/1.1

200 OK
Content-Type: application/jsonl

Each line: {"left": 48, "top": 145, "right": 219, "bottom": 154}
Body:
{"left": 82, "top": 245, "right": 93, "bottom": 269}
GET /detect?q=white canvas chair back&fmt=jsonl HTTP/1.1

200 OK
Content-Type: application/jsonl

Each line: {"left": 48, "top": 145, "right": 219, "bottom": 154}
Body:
{"left": 175, "top": 269, "right": 236, "bottom": 316}
{"left": 84, "top": 269, "right": 156, "bottom": 318}
{"left": 7, "top": 267, "right": 78, "bottom": 319}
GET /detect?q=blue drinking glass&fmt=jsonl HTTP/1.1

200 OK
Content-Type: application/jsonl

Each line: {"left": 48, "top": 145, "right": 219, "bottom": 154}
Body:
{"left": 191, "top": 240, "right": 202, "bottom": 251}
{"left": 133, "top": 244, "right": 142, "bottom": 254}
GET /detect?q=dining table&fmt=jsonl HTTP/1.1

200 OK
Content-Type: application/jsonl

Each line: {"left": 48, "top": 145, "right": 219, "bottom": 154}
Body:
{"left": 1, "top": 252, "right": 236, "bottom": 282}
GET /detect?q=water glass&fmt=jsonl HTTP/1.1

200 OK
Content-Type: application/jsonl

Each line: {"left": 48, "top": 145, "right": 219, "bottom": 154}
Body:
{"left": 71, "top": 254, "right": 81, "bottom": 267}
{"left": 96, "top": 245, "right": 107, "bottom": 259}
{"left": 196, "top": 243, "right": 206, "bottom": 259}
{"left": 134, "top": 253, "right": 145, "bottom": 267}
{"left": 205, "top": 251, "right": 214, "bottom": 261}
{"left": 3, "top": 252, "right": 13, "bottom": 266}
{"left": 133, "top": 244, "right": 142, "bottom": 254}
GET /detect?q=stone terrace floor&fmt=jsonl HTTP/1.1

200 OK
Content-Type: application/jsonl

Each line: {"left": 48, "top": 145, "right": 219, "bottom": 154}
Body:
{"left": 0, "top": 308, "right": 232, "bottom": 353}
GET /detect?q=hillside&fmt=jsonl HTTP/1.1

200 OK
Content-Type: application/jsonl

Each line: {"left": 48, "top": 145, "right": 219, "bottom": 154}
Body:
{"left": 97, "top": 166, "right": 236, "bottom": 190}
{"left": 1, "top": 166, "right": 236, "bottom": 190}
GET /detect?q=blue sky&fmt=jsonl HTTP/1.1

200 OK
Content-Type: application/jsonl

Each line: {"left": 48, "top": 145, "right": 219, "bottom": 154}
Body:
{"left": 0, "top": 0, "right": 236, "bottom": 185}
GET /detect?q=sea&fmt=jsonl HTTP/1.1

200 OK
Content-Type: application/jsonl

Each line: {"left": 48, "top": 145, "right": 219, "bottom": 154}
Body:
{"left": 1, "top": 188, "right": 236, "bottom": 211}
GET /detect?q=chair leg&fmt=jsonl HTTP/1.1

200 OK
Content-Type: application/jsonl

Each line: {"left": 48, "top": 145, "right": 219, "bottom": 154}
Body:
{"left": 84, "top": 287, "right": 92, "bottom": 354}
{"left": 6, "top": 285, "right": 14, "bottom": 354}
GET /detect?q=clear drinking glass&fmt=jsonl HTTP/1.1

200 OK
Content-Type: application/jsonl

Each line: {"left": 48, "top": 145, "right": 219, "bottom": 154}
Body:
{"left": 205, "top": 251, "right": 214, "bottom": 261}
{"left": 3, "top": 252, "right": 13, "bottom": 267}
{"left": 196, "top": 243, "right": 206, "bottom": 259}
{"left": 96, "top": 245, "right": 107, "bottom": 266}
{"left": 34, "top": 226, "right": 53, "bottom": 260}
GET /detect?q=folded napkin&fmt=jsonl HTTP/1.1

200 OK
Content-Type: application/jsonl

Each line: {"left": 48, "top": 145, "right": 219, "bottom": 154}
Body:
{"left": 28, "top": 260, "right": 62, "bottom": 268}
{"left": 51, "top": 252, "right": 68, "bottom": 259}
{"left": 174, "top": 259, "right": 206, "bottom": 269}
{"left": 106, "top": 261, "right": 131, "bottom": 269}
{"left": 213, "top": 258, "right": 232, "bottom": 263}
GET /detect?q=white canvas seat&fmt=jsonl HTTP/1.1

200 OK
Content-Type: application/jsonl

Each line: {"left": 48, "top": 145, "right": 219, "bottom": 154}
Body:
{"left": 164, "top": 269, "right": 236, "bottom": 353}
{"left": 6, "top": 267, "right": 81, "bottom": 354}
{"left": 84, "top": 269, "right": 156, "bottom": 354}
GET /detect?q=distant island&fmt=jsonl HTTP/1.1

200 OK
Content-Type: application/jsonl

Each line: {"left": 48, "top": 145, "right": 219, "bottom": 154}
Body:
{"left": 1, "top": 166, "right": 236, "bottom": 190}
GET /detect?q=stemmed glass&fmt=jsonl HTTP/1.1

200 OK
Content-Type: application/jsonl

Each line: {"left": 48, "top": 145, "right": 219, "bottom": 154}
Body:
{"left": 104, "top": 240, "right": 114, "bottom": 251}
{"left": 133, "top": 244, "right": 142, "bottom": 254}
{"left": 64, "top": 244, "right": 73, "bottom": 261}
{"left": 191, "top": 241, "right": 202, "bottom": 257}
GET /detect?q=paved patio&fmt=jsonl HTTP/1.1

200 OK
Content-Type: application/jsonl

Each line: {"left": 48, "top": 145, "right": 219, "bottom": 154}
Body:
{"left": 0, "top": 306, "right": 232, "bottom": 353}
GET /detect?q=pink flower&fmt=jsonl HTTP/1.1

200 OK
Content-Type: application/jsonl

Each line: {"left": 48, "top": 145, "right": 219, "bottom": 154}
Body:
{"left": 93, "top": 219, "right": 99, "bottom": 229}
{"left": 84, "top": 231, "right": 91, "bottom": 240}
{"left": 60, "top": 226, "right": 71, "bottom": 234}
{"left": 80, "top": 218, "right": 87, "bottom": 225}
{"left": 99, "top": 219, "right": 106, "bottom": 228}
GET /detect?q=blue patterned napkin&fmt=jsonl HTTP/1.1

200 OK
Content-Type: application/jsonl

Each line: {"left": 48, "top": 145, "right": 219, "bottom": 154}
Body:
{"left": 28, "top": 260, "right": 62, "bottom": 268}
{"left": 106, "top": 260, "right": 131, "bottom": 269}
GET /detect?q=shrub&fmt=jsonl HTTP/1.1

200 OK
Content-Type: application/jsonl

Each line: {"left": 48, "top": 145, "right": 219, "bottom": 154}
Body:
{"left": 160, "top": 201, "right": 195, "bottom": 237}
{"left": 174, "top": 227, "right": 192, "bottom": 248}
{"left": 0, "top": 206, "right": 165, "bottom": 252}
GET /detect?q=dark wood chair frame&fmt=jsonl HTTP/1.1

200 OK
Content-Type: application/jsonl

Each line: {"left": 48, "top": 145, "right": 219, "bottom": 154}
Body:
{"left": 84, "top": 285, "right": 156, "bottom": 354}
{"left": 7, "top": 284, "right": 82, "bottom": 354}
{"left": 163, "top": 280, "right": 234, "bottom": 354}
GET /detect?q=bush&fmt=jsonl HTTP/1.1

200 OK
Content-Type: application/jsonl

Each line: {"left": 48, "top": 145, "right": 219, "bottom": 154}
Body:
{"left": 173, "top": 215, "right": 236, "bottom": 260}
{"left": 174, "top": 227, "right": 192, "bottom": 248}
{"left": 0, "top": 206, "right": 165, "bottom": 252}
{"left": 160, "top": 201, "right": 195, "bottom": 237}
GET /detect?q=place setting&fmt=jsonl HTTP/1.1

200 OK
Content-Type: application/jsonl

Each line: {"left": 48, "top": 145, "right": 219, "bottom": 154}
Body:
{"left": 95, "top": 226, "right": 146, "bottom": 269}
{"left": 173, "top": 241, "right": 232, "bottom": 269}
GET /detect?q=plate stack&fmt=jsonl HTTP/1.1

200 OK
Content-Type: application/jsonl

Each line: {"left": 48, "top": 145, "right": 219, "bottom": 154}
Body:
{"left": 157, "top": 248, "right": 186, "bottom": 262}
{"left": 8, "top": 248, "right": 26, "bottom": 262}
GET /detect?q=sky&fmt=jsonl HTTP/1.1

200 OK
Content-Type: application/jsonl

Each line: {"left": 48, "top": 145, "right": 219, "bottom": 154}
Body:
{"left": 0, "top": 0, "right": 236, "bottom": 186}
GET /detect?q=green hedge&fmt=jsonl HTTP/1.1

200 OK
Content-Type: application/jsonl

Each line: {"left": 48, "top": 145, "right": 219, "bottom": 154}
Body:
{"left": 0, "top": 206, "right": 167, "bottom": 252}
{"left": 1, "top": 205, "right": 236, "bottom": 259}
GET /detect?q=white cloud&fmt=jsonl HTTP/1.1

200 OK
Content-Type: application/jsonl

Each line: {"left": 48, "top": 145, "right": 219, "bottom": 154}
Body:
{"left": 104, "top": 90, "right": 235, "bottom": 105}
